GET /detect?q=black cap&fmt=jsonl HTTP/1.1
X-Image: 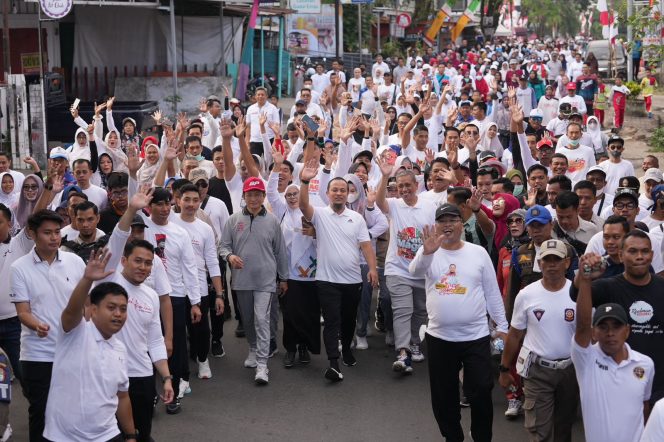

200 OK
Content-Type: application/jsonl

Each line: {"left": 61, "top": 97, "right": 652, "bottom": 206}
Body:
{"left": 353, "top": 150, "right": 374, "bottom": 162}
{"left": 618, "top": 176, "right": 640, "bottom": 191}
{"left": 559, "top": 102, "right": 572, "bottom": 115}
{"left": 435, "top": 203, "right": 462, "bottom": 220}
{"left": 295, "top": 99, "right": 307, "bottom": 106}
{"left": 478, "top": 151, "right": 497, "bottom": 162}
{"left": 131, "top": 214, "right": 148, "bottom": 228}
{"left": 151, "top": 187, "right": 172, "bottom": 204}
{"left": 569, "top": 112, "right": 583, "bottom": 120}
{"left": 592, "top": 303, "right": 629, "bottom": 326}
{"left": 614, "top": 187, "right": 639, "bottom": 203}
{"left": 608, "top": 134, "right": 625, "bottom": 146}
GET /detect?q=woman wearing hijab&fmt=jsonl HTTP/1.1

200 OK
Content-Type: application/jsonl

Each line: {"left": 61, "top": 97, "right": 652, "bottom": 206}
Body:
{"left": 585, "top": 115, "right": 608, "bottom": 159}
{"left": 506, "top": 169, "right": 527, "bottom": 199}
{"left": 0, "top": 173, "right": 17, "bottom": 209}
{"left": 343, "top": 173, "right": 388, "bottom": 350}
{"left": 480, "top": 122, "right": 505, "bottom": 158}
{"left": 267, "top": 155, "right": 320, "bottom": 367}
{"left": 66, "top": 127, "right": 91, "bottom": 169}
{"left": 528, "top": 70, "right": 546, "bottom": 102}
{"left": 14, "top": 174, "right": 44, "bottom": 228}
{"left": 136, "top": 142, "right": 163, "bottom": 186}
{"left": 488, "top": 192, "right": 521, "bottom": 250}
{"left": 94, "top": 126, "right": 128, "bottom": 174}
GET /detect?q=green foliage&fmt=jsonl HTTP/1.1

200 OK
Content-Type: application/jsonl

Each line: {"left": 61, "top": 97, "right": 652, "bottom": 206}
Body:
{"left": 342, "top": 3, "right": 372, "bottom": 53}
{"left": 619, "top": 0, "right": 664, "bottom": 65}
{"left": 625, "top": 80, "right": 643, "bottom": 98}
{"left": 649, "top": 126, "right": 664, "bottom": 152}
{"left": 521, "top": 0, "right": 583, "bottom": 37}
{"left": 381, "top": 41, "right": 404, "bottom": 59}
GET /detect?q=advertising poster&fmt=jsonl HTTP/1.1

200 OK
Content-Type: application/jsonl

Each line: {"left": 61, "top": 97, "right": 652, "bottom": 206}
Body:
{"left": 286, "top": 5, "right": 341, "bottom": 57}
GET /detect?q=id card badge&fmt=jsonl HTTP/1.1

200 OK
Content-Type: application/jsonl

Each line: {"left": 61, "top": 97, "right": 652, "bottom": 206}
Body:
{"left": 516, "top": 345, "right": 534, "bottom": 379}
{"left": 0, "top": 351, "right": 11, "bottom": 403}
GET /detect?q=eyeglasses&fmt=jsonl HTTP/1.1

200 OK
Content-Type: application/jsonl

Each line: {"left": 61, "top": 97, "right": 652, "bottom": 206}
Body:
{"left": 22, "top": 185, "right": 38, "bottom": 190}
{"left": 195, "top": 181, "right": 209, "bottom": 189}
{"left": 507, "top": 218, "right": 524, "bottom": 225}
{"left": 614, "top": 202, "right": 636, "bottom": 210}
{"left": 110, "top": 189, "right": 128, "bottom": 198}
{"left": 285, "top": 192, "right": 299, "bottom": 199}
{"left": 465, "top": 131, "right": 479, "bottom": 136}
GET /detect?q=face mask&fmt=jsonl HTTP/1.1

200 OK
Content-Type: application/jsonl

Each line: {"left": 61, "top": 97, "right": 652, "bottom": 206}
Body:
{"left": 568, "top": 139, "right": 580, "bottom": 147}
{"left": 193, "top": 154, "right": 204, "bottom": 162}
{"left": 347, "top": 193, "right": 359, "bottom": 204}
{"left": 587, "top": 122, "right": 598, "bottom": 130}
{"left": 513, "top": 184, "right": 524, "bottom": 195}
{"left": 609, "top": 150, "right": 622, "bottom": 158}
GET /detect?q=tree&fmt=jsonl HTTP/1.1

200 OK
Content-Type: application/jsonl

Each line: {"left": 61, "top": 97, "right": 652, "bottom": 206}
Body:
{"left": 521, "top": 0, "right": 586, "bottom": 38}
{"left": 619, "top": 0, "right": 664, "bottom": 67}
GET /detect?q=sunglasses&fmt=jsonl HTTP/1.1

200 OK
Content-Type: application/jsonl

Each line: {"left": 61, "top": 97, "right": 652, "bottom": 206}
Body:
{"left": 507, "top": 218, "right": 524, "bottom": 225}
{"left": 195, "top": 181, "right": 209, "bottom": 189}
{"left": 22, "top": 185, "right": 39, "bottom": 190}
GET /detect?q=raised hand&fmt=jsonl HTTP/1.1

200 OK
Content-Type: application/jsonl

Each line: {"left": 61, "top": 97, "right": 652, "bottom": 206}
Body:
{"left": 23, "top": 156, "right": 39, "bottom": 170}
{"left": 272, "top": 144, "right": 285, "bottom": 165}
{"left": 317, "top": 119, "right": 329, "bottom": 137}
{"left": 176, "top": 112, "right": 189, "bottom": 129}
{"left": 507, "top": 86, "right": 517, "bottom": 102}
{"left": 525, "top": 187, "right": 537, "bottom": 208}
{"left": 422, "top": 225, "right": 444, "bottom": 255}
{"left": 300, "top": 158, "right": 320, "bottom": 182}
{"left": 164, "top": 143, "right": 178, "bottom": 162}
{"left": 106, "top": 96, "right": 115, "bottom": 110}
{"left": 234, "top": 115, "right": 246, "bottom": 138}
{"left": 152, "top": 109, "right": 163, "bottom": 125}
{"left": 366, "top": 186, "right": 377, "bottom": 206}
{"left": 129, "top": 186, "right": 154, "bottom": 211}
{"left": 94, "top": 102, "right": 107, "bottom": 116}
{"left": 267, "top": 120, "right": 281, "bottom": 136}
{"left": 198, "top": 97, "right": 208, "bottom": 113}
{"left": 425, "top": 148, "right": 435, "bottom": 165}
{"left": 219, "top": 119, "right": 234, "bottom": 139}
{"left": 51, "top": 174, "right": 65, "bottom": 194}
{"left": 578, "top": 253, "right": 606, "bottom": 280}
{"left": 375, "top": 155, "right": 394, "bottom": 177}
{"left": 468, "top": 186, "right": 483, "bottom": 211}
{"left": 83, "top": 248, "right": 115, "bottom": 282}
{"left": 258, "top": 112, "right": 267, "bottom": 128}
{"left": 70, "top": 106, "right": 79, "bottom": 119}
{"left": 127, "top": 144, "right": 144, "bottom": 176}
{"left": 511, "top": 103, "right": 524, "bottom": 125}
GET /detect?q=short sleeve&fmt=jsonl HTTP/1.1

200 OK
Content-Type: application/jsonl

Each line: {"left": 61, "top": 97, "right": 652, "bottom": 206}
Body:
{"left": 356, "top": 216, "right": 371, "bottom": 243}
{"left": 510, "top": 290, "right": 528, "bottom": 331}
{"left": 9, "top": 264, "right": 29, "bottom": 303}
{"left": 569, "top": 336, "right": 593, "bottom": 371}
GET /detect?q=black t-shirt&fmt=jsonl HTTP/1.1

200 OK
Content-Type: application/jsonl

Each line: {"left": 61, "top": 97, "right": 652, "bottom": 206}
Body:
{"left": 208, "top": 177, "right": 233, "bottom": 215}
{"left": 570, "top": 274, "right": 664, "bottom": 394}
{"left": 98, "top": 207, "right": 122, "bottom": 235}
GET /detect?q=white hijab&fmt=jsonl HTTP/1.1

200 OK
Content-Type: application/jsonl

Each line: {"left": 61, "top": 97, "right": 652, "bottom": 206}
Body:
{"left": 0, "top": 172, "right": 18, "bottom": 208}
{"left": 480, "top": 122, "right": 504, "bottom": 158}
{"left": 586, "top": 116, "right": 604, "bottom": 153}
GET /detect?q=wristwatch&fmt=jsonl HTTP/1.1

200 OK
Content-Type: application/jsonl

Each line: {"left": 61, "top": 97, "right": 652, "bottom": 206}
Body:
{"left": 124, "top": 433, "right": 139, "bottom": 440}
{"left": 216, "top": 292, "right": 224, "bottom": 299}
{"left": 162, "top": 375, "right": 173, "bottom": 383}
{"left": 498, "top": 364, "right": 510, "bottom": 373}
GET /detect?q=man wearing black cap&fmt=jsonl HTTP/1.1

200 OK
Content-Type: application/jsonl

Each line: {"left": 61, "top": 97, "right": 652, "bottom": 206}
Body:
{"left": 545, "top": 102, "right": 571, "bottom": 142}
{"left": 596, "top": 135, "right": 635, "bottom": 195}
{"left": 411, "top": 203, "right": 508, "bottom": 442}
{"left": 571, "top": 230, "right": 664, "bottom": 404}
{"left": 516, "top": 75, "right": 537, "bottom": 116}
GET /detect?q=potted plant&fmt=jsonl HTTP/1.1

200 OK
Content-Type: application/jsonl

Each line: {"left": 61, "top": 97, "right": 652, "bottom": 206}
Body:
{"left": 625, "top": 81, "right": 646, "bottom": 117}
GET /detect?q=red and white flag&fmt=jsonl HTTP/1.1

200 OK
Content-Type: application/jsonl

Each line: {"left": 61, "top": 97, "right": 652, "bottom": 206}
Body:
{"left": 597, "top": 0, "right": 619, "bottom": 45}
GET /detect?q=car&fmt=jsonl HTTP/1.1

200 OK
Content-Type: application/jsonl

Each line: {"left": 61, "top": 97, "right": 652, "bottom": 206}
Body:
{"left": 585, "top": 39, "right": 627, "bottom": 79}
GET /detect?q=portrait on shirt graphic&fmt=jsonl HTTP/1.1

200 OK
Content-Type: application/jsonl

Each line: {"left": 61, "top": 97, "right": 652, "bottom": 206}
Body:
{"left": 434, "top": 263, "right": 468, "bottom": 295}
{"left": 568, "top": 158, "right": 586, "bottom": 173}
{"left": 396, "top": 226, "right": 423, "bottom": 260}
{"left": 155, "top": 233, "right": 166, "bottom": 260}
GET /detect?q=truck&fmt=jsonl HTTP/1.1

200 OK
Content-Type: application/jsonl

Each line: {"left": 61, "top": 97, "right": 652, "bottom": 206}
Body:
{"left": 44, "top": 72, "right": 159, "bottom": 142}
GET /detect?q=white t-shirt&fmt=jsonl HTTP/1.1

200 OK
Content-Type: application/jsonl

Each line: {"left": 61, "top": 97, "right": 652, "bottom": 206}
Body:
{"left": 572, "top": 340, "right": 653, "bottom": 442}
{"left": 555, "top": 144, "right": 596, "bottom": 185}
{"left": 511, "top": 279, "right": 576, "bottom": 360}
{"left": 538, "top": 96, "right": 560, "bottom": 125}
{"left": 408, "top": 242, "right": 509, "bottom": 342}
{"left": 310, "top": 206, "right": 370, "bottom": 284}
{"left": 310, "top": 73, "right": 331, "bottom": 95}
{"left": 140, "top": 216, "right": 202, "bottom": 303}
{"left": 10, "top": 249, "right": 86, "bottom": 362}
{"left": 560, "top": 94, "right": 587, "bottom": 114}
{"left": 82, "top": 184, "right": 109, "bottom": 211}
{"left": 384, "top": 197, "right": 437, "bottom": 279}
{"left": 246, "top": 102, "right": 280, "bottom": 143}
{"left": 418, "top": 189, "right": 448, "bottom": 208}
{"left": 642, "top": 215, "right": 664, "bottom": 231}
{"left": 641, "top": 398, "right": 664, "bottom": 442}
{"left": 44, "top": 320, "right": 128, "bottom": 442}
{"left": 599, "top": 160, "right": 636, "bottom": 195}
{"left": 348, "top": 78, "right": 366, "bottom": 101}
{"left": 201, "top": 195, "right": 230, "bottom": 238}
{"left": 0, "top": 229, "right": 33, "bottom": 320}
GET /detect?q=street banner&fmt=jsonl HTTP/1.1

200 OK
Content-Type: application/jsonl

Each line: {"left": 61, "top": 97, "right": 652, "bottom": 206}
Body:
{"left": 423, "top": 1, "right": 453, "bottom": 46}
{"left": 450, "top": 0, "right": 481, "bottom": 41}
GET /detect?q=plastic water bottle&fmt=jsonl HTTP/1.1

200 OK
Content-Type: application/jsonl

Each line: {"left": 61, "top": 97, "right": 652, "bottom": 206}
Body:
{"left": 493, "top": 338, "right": 505, "bottom": 353}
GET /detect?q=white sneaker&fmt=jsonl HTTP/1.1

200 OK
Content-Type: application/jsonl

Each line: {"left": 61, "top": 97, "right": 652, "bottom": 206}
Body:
{"left": 505, "top": 399, "right": 523, "bottom": 418}
{"left": 385, "top": 331, "right": 395, "bottom": 346}
{"left": 255, "top": 365, "right": 269, "bottom": 385}
{"left": 197, "top": 359, "right": 212, "bottom": 379}
{"left": 355, "top": 335, "right": 369, "bottom": 350}
{"left": 177, "top": 379, "right": 191, "bottom": 399}
{"left": 410, "top": 344, "right": 425, "bottom": 362}
{"left": 244, "top": 350, "right": 258, "bottom": 368}
{"left": 1, "top": 423, "right": 12, "bottom": 442}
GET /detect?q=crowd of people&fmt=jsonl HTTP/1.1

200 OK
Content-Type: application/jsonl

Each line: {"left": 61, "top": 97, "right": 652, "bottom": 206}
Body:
{"left": 0, "top": 37, "right": 663, "bottom": 441}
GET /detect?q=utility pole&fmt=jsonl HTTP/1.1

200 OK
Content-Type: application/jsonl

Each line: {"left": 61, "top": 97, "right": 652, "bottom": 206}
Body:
{"left": 335, "top": 0, "right": 341, "bottom": 59}
{"left": 2, "top": 0, "right": 10, "bottom": 81}
{"left": 626, "top": 0, "right": 633, "bottom": 81}
{"left": 358, "top": 4, "right": 362, "bottom": 64}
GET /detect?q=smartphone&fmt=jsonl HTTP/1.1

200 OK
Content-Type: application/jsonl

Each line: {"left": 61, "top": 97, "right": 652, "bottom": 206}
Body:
{"left": 301, "top": 114, "right": 319, "bottom": 133}
{"left": 222, "top": 110, "right": 232, "bottom": 120}
{"left": 72, "top": 98, "right": 80, "bottom": 109}
{"left": 274, "top": 138, "right": 284, "bottom": 155}
{"left": 351, "top": 101, "right": 361, "bottom": 110}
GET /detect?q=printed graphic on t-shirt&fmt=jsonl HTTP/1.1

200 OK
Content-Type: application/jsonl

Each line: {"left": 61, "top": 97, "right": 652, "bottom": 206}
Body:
{"left": 568, "top": 158, "right": 586, "bottom": 173}
{"left": 296, "top": 255, "right": 317, "bottom": 279}
{"left": 396, "top": 226, "right": 423, "bottom": 260}
{"left": 308, "top": 178, "right": 320, "bottom": 193}
{"left": 434, "top": 264, "right": 468, "bottom": 295}
{"left": 533, "top": 309, "right": 545, "bottom": 321}
{"left": 628, "top": 300, "right": 662, "bottom": 336}
{"left": 155, "top": 233, "right": 166, "bottom": 261}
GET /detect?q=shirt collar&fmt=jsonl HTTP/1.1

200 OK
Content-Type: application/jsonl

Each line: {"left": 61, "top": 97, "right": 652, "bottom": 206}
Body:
{"left": 242, "top": 206, "right": 267, "bottom": 217}
{"left": 31, "top": 247, "right": 61, "bottom": 263}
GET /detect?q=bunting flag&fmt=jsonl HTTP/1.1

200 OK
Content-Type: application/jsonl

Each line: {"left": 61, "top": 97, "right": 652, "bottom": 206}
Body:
{"left": 423, "top": 1, "right": 453, "bottom": 46}
{"left": 236, "top": 0, "right": 260, "bottom": 100}
{"left": 450, "top": 0, "right": 481, "bottom": 42}
{"left": 597, "top": 0, "right": 619, "bottom": 45}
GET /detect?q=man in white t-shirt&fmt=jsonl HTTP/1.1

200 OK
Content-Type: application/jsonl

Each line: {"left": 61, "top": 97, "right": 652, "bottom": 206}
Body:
{"left": 376, "top": 158, "right": 437, "bottom": 374}
{"left": 599, "top": 135, "right": 635, "bottom": 195}
{"left": 310, "top": 63, "right": 331, "bottom": 95}
{"left": 573, "top": 253, "right": 654, "bottom": 442}
{"left": 559, "top": 82, "right": 587, "bottom": 115}
{"left": 555, "top": 122, "right": 595, "bottom": 185}
{"left": 499, "top": 239, "right": 579, "bottom": 442}
{"left": 372, "top": 54, "right": 391, "bottom": 78}
{"left": 246, "top": 87, "right": 280, "bottom": 156}
{"left": 410, "top": 203, "right": 508, "bottom": 441}
{"left": 299, "top": 159, "right": 378, "bottom": 382}
{"left": 72, "top": 158, "right": 108, "bottom": 211}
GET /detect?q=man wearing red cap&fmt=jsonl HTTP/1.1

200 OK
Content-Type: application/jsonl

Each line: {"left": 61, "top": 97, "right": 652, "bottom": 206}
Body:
{"left": 220, "top": 177, "right": 288, "bottom": 385}
{"left": 559, "top": 82, "right": 587, "bottom": 117}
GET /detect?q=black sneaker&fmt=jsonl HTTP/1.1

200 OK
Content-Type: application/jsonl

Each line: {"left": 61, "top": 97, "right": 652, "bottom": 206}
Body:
{"left": 283, "top": 351, "right": 296, "bottom": 368}
{"left": 166, "top": 398, "right": 181, "bottom": 415}
{"left": 324, "top": 359, "right": 344, "bottom": 382}
{"left": 342, "top": 350, "right": 357, "bottom": 367}
{"left": 298, "top": 345, "right": 311, "bottom": 364}
{"left": 269, "top": 339, "right": 279, "bottom": 357}
{"left": 211, "top": 340, "right": 225, "bottom": 358}
{"left": 235, "top": 323, "right": 245, "bottom": 338}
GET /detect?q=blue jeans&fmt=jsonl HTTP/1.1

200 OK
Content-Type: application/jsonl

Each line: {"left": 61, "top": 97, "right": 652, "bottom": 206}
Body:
{"left": 0, "top": 316, "right": 22, "bottom": 382}
{"left": 355, "top": 264, "right": 374, "bottom": 337}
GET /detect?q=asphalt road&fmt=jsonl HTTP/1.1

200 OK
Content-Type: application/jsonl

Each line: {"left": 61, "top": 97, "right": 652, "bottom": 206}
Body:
{"left": 7, "top": 316, "right": 586, "bottom": 442}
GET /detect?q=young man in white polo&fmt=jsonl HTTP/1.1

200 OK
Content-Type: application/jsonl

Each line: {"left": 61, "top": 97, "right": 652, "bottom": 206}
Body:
{"left": 299, "top": 159, "right": 378, "bottom": 382}
{"left": 574, "top": 251, "right": 654, "bottom": 442}
{"left": 43, "top": 250, "right": 139, "bottom": 442}
{"left": 499, "top": 239, "right": 579, "bottom": 442}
